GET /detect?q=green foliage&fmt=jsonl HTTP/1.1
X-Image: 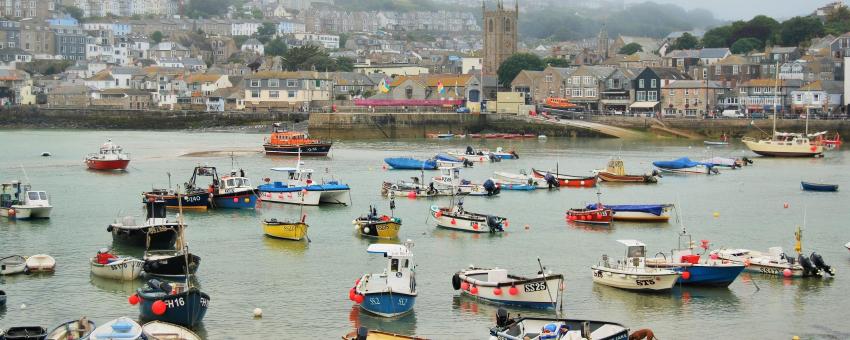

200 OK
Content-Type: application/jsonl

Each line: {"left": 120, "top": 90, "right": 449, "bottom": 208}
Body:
{"left": 542, "top": 57, "right": 570, "bottom": 67}
{"left": 778, "top": 16, "right": 824, "bottom": 46}
{"left": 730, "top": 37, "right": 763, "bottom": 54}
{"left": 233, "top": 35, "right": 250, "bottom": 48}
{"left": 150, "top": 31, "right": 163, "bottom": 44}
{"left": 702, "top": 26, "right": 733, "bottom": 48}
{"left": 497, "top": 53, "right": 545, "bottom": 87}
{"left": 252, "top": 9, "right": 263, "bottom": 19}
{"left": 62, "top": 5, "right": 84, "bottom": 21}
{"left": 186, "top": 0, "right": 231, "bottom": 18}
{"left": 825, "top": 7, "right": 850, "bottom": 35}
{"left": 670, "top": 33, "right": 700, "bottom": 50}
{"left": 339, "top": 33, "right": 349, "bottom": 49}
{"left": 265, "top": 37, "right": 287, "bottom": 57}
{"left": 618, "top": 43, "right": 643, "bottom": 55}
{"left": 255, "top": 23, "right": 277, "bottom": 43}
{"left": 405, "top": 31, "right": 436, "bottom": 43}
{"left": 282, "top": 45, "right": 340, "bottom": 71}
{"left": 336, "top": 56, "right": 355, "bottom": 72}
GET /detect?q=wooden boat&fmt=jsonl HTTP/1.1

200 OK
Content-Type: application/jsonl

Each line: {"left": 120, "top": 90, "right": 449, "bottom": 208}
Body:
{"left": 88, "top": 317, "right": 143, "bottom": 340}
{"left": 645, "top": 229, "right": 744, "bottom": 287}
{"left": 263, "top": 124, "right": 332, "bottom": 156}
{"left": 108, "top": 199, "right": 180, "bottom": 248}
{"left": 85, "top": 139, "right": 130, "bottom": 170}
{"left": 1, "top": 255, "right": 28, "bottom": 275}
{"left": 136, "top": 279, "right": 210, "bottom": 328}
{"left": 430, "top": 202, "right": 506, "bottom": 233}
{"left": 531, "top": 169, "right": 597, "bottom": 187}
{"left": 142, "top": 321, "right": 202, "bottom": 340}
{"left": 4, "top": 326, "right": 48, "bottom": 340}
{"left": 25, "top": 254, "right": 56, "bottom": 272}
{"left": 342, "top": 327, "right": 428, "bottom": 340}
{"left": 90, "top": 255, "right": 144, "bottom": 281}
{"left": 586, "top": 203, "right": 672, "bottom": 222}
{"left": 262, "top": 218, "right": 309, "bottom": 241}
{"left": 452, "top": 266, "right": 564, "bottom": 309}
{"left": 595, "top": 158, "right": 659, "bottom": 183}
{"left": 592, "top": 240, "right": 680, "bottom": 291}
{"left": 652, "top": 157, "right": 718, "bottom": 175}
{"left": 351, "top": 241, "right": 417, "bottom": 317}
{"left": 711, "top": 227, "right": 835, "bottom": 278}
{"left": 353, "top": 203, "right": 401, "bottom": 239}
{"left": 46, "top": 318, "right": 95, "bottom": 340}
{"left": 489, "top": 308, "right": 629, "bottom": 340}
{"left": 567, "top": 192, "right": 613, "bottom": 225}
{"left": 801, "top": 181, "right": 838, "bottom": 192}
{"left": 0, "top": 181, "right": 52, "bottom": 219}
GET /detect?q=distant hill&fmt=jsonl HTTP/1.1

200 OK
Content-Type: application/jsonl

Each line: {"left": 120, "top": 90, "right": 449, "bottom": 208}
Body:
{"left": 333, "top": 0, "right": 441, "bottom": 12}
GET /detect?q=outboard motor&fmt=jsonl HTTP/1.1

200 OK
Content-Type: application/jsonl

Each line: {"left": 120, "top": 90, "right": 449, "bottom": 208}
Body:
{"left": 483, "top": 179, "right": 497, "bottom": 196}
{"left": 146, "top": 279, "right": 172, "bottom": 293}
{"left": 486, "top": 215, "right": 503, "bottom": 232}
{"left": 709, "top": 167, "right": 720, "bottom": 175}
{"left": 798, "top": 254, "right": 820, "bottom": 277}
{"left": 510, "top": 151, "right": 519, "bottom": 159}
{"left": 742, "top": 157, "right": 753, "bottom": 165}
{"left": 356, "top": 326, "right": 369, "bottom": 340}
{"left": 810, "top": 252, "right": 835, "bottom": 276}
{"left": 465, "top": 146, "right": 474, "bottom": 155}
{"left": 544, "top": 173, "right": 560, "bottom": 188}
{"left": 463, "top": 159, "right": 474, "bottom": 168}
{"left": 495, "top": 308, "right": 511, "bottom": 328}
{"left": 489, "top": 154, "right": 500, "bottom": 162}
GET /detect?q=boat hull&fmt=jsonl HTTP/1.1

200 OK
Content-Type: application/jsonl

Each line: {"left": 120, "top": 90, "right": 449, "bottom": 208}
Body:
{"left": 591, "top": 266, "right": 679, "bottom": 291}
{"left": 457, "top": 271, "right": 563, "bottom": 309}
{"left": 354, "top": 220, "right": 401, "bottom": 239}
{"left": 431, "top": 207, "right": 504, "bottom": 233}
{"left": 263, "top": 221, "right": 309, "bottom": 241}
{"left": 801, "top": 182, "right": 838, "bottom": 192}
{"left": 1, "top": 206, "right": 51, "bottom": 219}
{"left": 46, "top": 319, "right": 95, "bottom": 340}
{"left": 610, "top": 211, "right": 670, "bottom": 222}
{"left": 90, "top": 258, "right": 144, "bottom": 281}
{"left": 25, "top": 255, "right": 56, "bottom": 272}
{"left": 384, "top": 158, "right": 437, "bottom": 170}
{"left": 359, "top": 292, "right": 416, "bottom": 317}
{"left": 138, "top": 289, "right": 210, "bottom": 328}
{"left": 142, "top": 253, "right": 201, "bottom": 278}
{"left": 109, "top": 225, "right": 178, "bottom": 249}
{"left": 143, "top": 191, "right": 210, "bottom": 210}
{"left": 263, "top": 143, "right": 332, "bottom": 156}
{"left": 675, "top": 265, "right": 744, "bottom": 286}
{"left": 743, "top": 139, "right": 822, "bottom": 157}
{"left": 531, "top": 169, "right": 597, "bottom": 187}
{"left": 212, "top": 192, "right": 256, "bottom": 209}
{"left": 566, "top": 209, "right": 613, "bottom": 225}
{"left": 1, "top": 255, "right": 27, "bottom": 275}
{"left": 258, "top": 186, "right": 349, "bottom": 206}
{"left": 86, "top": 159, "right": 130, "bottom": 170}
{"left": 597, "top": 172, "right": 656, "bottom": 183}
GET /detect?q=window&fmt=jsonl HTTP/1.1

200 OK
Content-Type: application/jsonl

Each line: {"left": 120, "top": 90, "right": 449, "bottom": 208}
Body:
{"left": 684, "top": 89, "right": 689, "bottom": 96}
{"left": 650, "top": 79, "right": 656, "bottom": 88}
{"left": 288, "top": 90, "right": 296, "bottom": 98}
{"left": 269, "top": 90, "right": 279, "bottom": 98}
{"left": 250, "top": 79, "right": 260, "bottom": 87}
{"left": 268, "top": 79, "right": 279, "bottom": 87}
{"left": 545, "top": 74, "right": 553, "bottom": 83}
{"left": 586, "top": 88, "right": 596, "bottom": 97}
{"left": 638, "top": 79, "right": 644, "bottom": 89}
{"left": 636, "top": 91, "right": 646, "bottom": 101}
{"left": 754, "top": 87, "right": 761, "bottom": 94}
{"left": 250, "top": 89, "right": 259, "bottom": 98}
{"left": 740, "top": 87, "right": 746, "bottom": 94}
{"left": 572, "top": 88, "right": 580, "bottom": 97}
{"left": 715, "top": 66, "right": 721, "bottom": 75}
{"left": 572, "top": 76, "right": 580, "bottom": 85}
{"left": 669, "top": 88, "right": 675, "bottom": 96}
{"left": 648, "top": 91, "right": 657, "bottom": 101}
{"left": 813, "top": 94, "right": 820, "bottom": 102}
{"left": 677, "top": 59, "right": 683, "bottom": 67}
{"left": 583, "top": 76, "right": 592, "bottom": 85}
{"left": 286, "top": 79, "right": 298, "bottom": 87}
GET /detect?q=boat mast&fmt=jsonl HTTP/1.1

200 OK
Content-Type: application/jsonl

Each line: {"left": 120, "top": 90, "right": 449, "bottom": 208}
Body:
{"left": 772, "top": 61, "right": 779, "bottom": 138}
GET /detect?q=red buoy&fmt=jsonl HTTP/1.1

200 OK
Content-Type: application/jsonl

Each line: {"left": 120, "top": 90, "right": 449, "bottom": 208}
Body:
{"left": 472, "top": 223, "right": 479, "bottom": 230}
{"left": 128, "top": 294, "right": 140, "bottom": 305}
{"left": 407, "top": 191, "right": 416, "bottom": 198}
{"left": 354, "top": 294, "right": 364, "bottom": 304}
{"left": 461, "top": 282, "right": 469, "bottom": 291}
{"left": 152, "top": 300, "right": 167, "bottom": 315}
{"left": 435, "top": 211, "right": 442, "bottom": 218}
{"left": 681, "top": 271, "right": 691, "bottom": 280}
{"left": 450, "top": 219, "right": 457, "bottom": 225}
{"left": 349, "top": 288, "right": 356, "bottom": 301}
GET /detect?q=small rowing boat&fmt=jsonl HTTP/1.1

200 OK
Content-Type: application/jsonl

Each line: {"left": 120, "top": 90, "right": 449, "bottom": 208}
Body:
{"left": 46, "top": 318, "right": 95, "bottom": 340}
{"left": 489, "top": 308, "right": 630, "bottom": 340}
{"left": 142, "top": 321, "right": 202, "bottom": 340}
{"left": 262, "top": 218, "right": 309, "bottom": 241}
{"left": 801, "top": 181, "right": 838, "bottom": 192}
{"left": 342, "top": 327, "right": 428, "bottom": 340}
{"left": 595, "top": 158, "right": 659, "bottom": 183}
{"left": 1, "top": 255, "right": 27, "bottom": 275}
{"left": 88, "top": 317, "right": 142, "bottom": 340}
{"left": 4, "top": 326, "right": 48, "bottom": 340}
{"left": 25, "top": 254, "right": 56, "bottom": 272}
{"left": 703, "top": 141, "right": 729, "bottom": 146}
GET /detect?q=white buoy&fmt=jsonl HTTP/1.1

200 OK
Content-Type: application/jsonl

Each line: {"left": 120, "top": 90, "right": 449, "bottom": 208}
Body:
{"left": 20, "top": 303, "right": 26, "bottom": 309}
{"left": 253, "top": 308, "right": 263, "bottom": 318}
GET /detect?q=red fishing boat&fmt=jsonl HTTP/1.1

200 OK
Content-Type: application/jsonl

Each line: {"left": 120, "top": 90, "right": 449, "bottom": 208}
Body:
{"left": 85, "top": 139, "right": 130, "bottom": 171}
{"left": 820, "top": 132, "right": 841, "bottom": 149}
{"left": 566, "top": 192, "right": 613, "bottom": 225}
{"left": 531, "top": 168, "right": 597, "bottom": 187}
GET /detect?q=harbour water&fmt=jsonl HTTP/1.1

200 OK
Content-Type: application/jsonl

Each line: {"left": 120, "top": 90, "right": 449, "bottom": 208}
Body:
{"left": 1, "top": 129, "right": 849, "bottom": 339}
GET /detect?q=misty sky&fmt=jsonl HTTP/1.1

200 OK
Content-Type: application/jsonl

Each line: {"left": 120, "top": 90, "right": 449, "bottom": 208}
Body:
{"left": 624, "top": 0, "right": 843, "bottom": 20}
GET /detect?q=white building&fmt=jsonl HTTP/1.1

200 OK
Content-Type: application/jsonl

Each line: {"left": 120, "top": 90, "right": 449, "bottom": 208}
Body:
{"left": 232, "top": 22, "right": 261, "bottom": 36}
{"left": 292, "top": 33, "right": 339, "bottom": 49}
{"left": 241, "top": 38, "right": 264, "bottom": 55}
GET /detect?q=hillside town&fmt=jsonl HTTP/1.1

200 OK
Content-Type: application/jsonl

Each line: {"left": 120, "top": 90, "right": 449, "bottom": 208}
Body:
{"left": 0, "top": 0, "right": 847, "bottom": 119}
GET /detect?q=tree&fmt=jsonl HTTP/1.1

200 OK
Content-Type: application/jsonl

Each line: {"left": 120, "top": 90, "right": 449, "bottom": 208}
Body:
{"left": 282, "top": 45, "right": 331, "bottom": 71}
{"left": 63, "top": 5, "right": 84, "bottom": 21}
{"left": 732, "top": 15, "right": 780, "bottom": 45}
{"left": 730, "top": 37, "right": 763, "bottom": 54}
{"left": 150, "top": 31, "right": 163, "bottom": 44}
{"left": 825, "top": 7, "right": 850, "bottom": 35}
{"left": 670, "top": 33, "right": 700, "bottom": 50}
{"left": 252, "top": 9, "right": 263, "bottom": 19}
{"left": 618, "top": 42, "right": 643, "bottom": 55}
{"left": 336, "top": 56, "right": 355, "bottom": 72}
{"left": 779, "top": 16, "right": 824, "bottom": 46}
{"left": 496, "top": 53, "right": 545, "bottom": 87}
{"left": 542, "top": 57, "right": 570, "bottom": 67}
{"left": 702, "top": 25, "right": 733, "bottom": 47}
{"left": 257, "top": 22, "right": 277, "bottom": 37}
{"left": 233, "top": 35, "right": 249, "bottom": 49}
{"left": 186, "top": 0, "right": 229, "bottom": 18}
{"left": 265, "top": 37, "right": 287, "bottom": 57}
{"left": 338, "top": 33, "right": 349, "bottom": 49}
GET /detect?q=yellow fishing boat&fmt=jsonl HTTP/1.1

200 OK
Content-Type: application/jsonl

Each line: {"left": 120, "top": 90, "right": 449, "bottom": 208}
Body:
{"left": 263, "top": 218, "right": 309, "bottom": 241}
{"left": 353, "top": 204, "right": 401, "bottom": 239}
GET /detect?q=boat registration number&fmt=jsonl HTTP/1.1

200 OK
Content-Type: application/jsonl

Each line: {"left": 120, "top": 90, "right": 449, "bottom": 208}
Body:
{"left": 109, "top": 263, "right": 130, "bottom": 270}
{"left": 163, "top": 297, "right": 210, "bottom": 308}
{"left": 758, "top": 267, "right": 786, "bottom": 275}
{"left": 635, "top": 279, "right": 656, "bottom": 286}
{"left": 182, "top": 195, "right": 202, "bottom": 203}
{"left": 524, "top": 282, "right": 547, "bottom": 292}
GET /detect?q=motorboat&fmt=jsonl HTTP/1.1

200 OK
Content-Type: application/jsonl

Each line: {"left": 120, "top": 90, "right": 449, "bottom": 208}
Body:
{"left": 381, "top": 176, "right": 454, "bottom": 198}
{"left": 711, "top": 227, "right": 834, "bottom": 278}
{"left": 0, "top": 181, "right": 52, "bottom": 219}
{"left": 567, "top": 192, "right": 613, "bottom": 225}
{"left": 384, "top": 157, "right": 438, "bottom": 170}
{"left": 491, "top": 147, "right": 519, "bottom": 160}
{"left": 88, "top": 317, "right": 143, "bottom": 340}
{"left": 46, "top": 318, "right": 95, "bottom": 340}
{"left": 434, "top": 153, "right": 474, "bottom": 168}
{"left": 645, "top": 229, "right": 744, "bottom": 287}
{"left": 430, "top": 201, "right": 506, "bottom": 233}
{"left": 1, "top": 255, "right": 27, "bottom": 275}
{"left": 108, "top": 199, "right": 180, "bottom": 248}
{"left": 493, "top": 170, "right": 544, "bottom": 187}
{"left": 652, "top": 157, "right": 718, "bottom": 175}
{"left": 90, "top": 254, "right": 144, "bottom": 281}
{"left": 353, "top": 203, "right": 401, "bottom": 239}
{"left": 188, "top": 166, "right": 256, "bottom": 209}
{"left": 586, "top": 203, "right": 673, "bottom": 222}
{"left": 595, "top": 158, "right": 659, "bottom": 183}
{"left": 263, "top": 124, "right": 332, "bottom": 156}
{"left": 257, "top": 163, "right": 350, "bottom": 206}
{"left": 262, "top": 217, "right": 309, "bottom": 241}
{"left": 701, "top": 156, "right": 751, "bottom": 169}
{"left": 143, "top": 172, "right": 211, "bottom": 211}
{"left": 142, "top": 321, "right": 202, "bottom": 340}
{"left": 85, "top": 139, "right": 130, "bottom": 171}
{"left": 488, "top": 308, "right": 630, "bottom": 340}
{"left": 142, "top": 225, "right": 200, "bottom": 279}
{"left": 4, "top": 327, "right": 48, "bottom": 340}
{"left": 591, "top": 240, "right": 680, "bottom": 291}
{"left": 531, "top": 169, "right": 597, "bottom": 187}
{"left": 135, "top": 279, "right": 209, "bottom": 328}
{"left": 801, "top": 181, "right": 838, "bottom": 192}
{"left": 25, "top": 254, "right": 56, "bottom": 272}
{"left": 351, "top": 241, "right": 417, "bottom": 317}
{"left": 432, "top": 167, "right": 500, "bottom": 197}
{"left": 452, "top": 266, "right": 564, "bottom": 309}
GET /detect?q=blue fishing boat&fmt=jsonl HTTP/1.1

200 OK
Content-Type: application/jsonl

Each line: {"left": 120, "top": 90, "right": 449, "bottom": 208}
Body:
{"left": 646, "top": 228, "right": 744, "bottom": 287}
{"left": 435, "top": 153, "right": 463, "bottom": 163}
{"left": 351, "top": 241, "right": 417, "bottom": 317}
{"left": 586, "top": 203, "right": 673, "bottom": 222}
{"left": 494, "top": 181, "right": 537, "bottom": 191}
{"left": 136, "top": 279, "right": 209, "bottom": 328}
{"left": 384, "top": 157, "right": 437, "bottom": 170}
{"left": 188, "top": 166, "right": 256, "bottom": 209}
{"left": 652, "top": 157, "right": 718, "bottom": 175}
{"left": 801, "top": 181, "right": 838, "bottom": 192}
{"left": 257, "top": 164, "right": 350, "bottom": 205}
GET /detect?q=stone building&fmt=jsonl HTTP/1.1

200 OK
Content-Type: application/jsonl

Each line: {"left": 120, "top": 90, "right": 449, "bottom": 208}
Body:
{"left": 482, "top": 0, "right": 518, "bottom": 76}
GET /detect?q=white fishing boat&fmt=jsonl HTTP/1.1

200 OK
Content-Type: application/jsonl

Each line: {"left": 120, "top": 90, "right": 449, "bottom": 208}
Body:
{"left": 256, "top": 155, "right": 350, "bottom": 206}
{"left": 432, "top": 167, "right": 500, "bottom": 196}
{"left": 142, "top": 321, "right": 202, "bottom": 340}
{"left": 0, "top": 181, "right": 52, "bottom": 219}
{"left": 452, "top": 266, "right": 564, "bottom": 309}
{"left": 0, "top": 255, "right": 27, "bottom": 275}
{"left": 711, "top": 226, "right": 835, "bottom": 278}
{"left": 448, "top": 146, "right": 496, "bottom": 162}
{"left": 90, "top": 256, "right": 144, "bottom": 281}
{"left": 351, "top": 241, "right": 417, "bottom": 317}
{"left": 493, "top": 170, "right": 543, "bottom": 186}
{"left": 489, "top": 309, "right": 630, "bottom": 340}
{"left": 381, "top": 177, "right": 454, "bottom": 198}
{"left": 88, "top": 317, "right": 143, "bottom": 340}
{"left": 430, "top": 201, "right": 506, "bottom": 233}
{"left": 25, "top": 254, "right": 56, "bottom": 272}
{"left": 591, "top": 240, "right": 679, "bottom": 291}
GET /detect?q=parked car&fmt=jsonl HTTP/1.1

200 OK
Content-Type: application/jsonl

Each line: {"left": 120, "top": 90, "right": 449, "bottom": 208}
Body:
{"left": 749, "top": 112, "right": 769, "bottom": 119}
{"left": 720, "top": 109, "right": 744, "bottom": 118}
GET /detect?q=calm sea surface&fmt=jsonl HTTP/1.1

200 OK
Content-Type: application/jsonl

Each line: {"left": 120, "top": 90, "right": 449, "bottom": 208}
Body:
{"left": 1, "top": 130, "right": 849, "bottom": 339}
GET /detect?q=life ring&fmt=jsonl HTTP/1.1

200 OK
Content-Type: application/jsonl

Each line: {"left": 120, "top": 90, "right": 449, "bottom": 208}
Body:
{"left": 452, "top": 273, "right": 461, "bottom": 290}
{"left": 395, "top": 272, "right": 403, "bottom": 278}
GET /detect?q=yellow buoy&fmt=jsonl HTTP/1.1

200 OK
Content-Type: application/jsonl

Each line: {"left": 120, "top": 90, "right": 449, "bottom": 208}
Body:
{"left": 713, "top": 212, "right": 720, "bottom": 218}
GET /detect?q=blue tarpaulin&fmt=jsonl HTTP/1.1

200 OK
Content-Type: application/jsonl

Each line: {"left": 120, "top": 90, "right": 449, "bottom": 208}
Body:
{"left": 587, "top": 204, "right": 665, "bottom": 216}
{"left": 652, "top": 157, "right": 713, "bottom": 169}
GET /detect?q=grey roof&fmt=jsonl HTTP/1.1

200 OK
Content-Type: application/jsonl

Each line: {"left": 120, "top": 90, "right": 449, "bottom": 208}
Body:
{"left": 770, "top": 46, "right": 798, "bottom": 54}
{"left": 0, "top": 48, "right": 32, "bottom": 56}
{"left": 111, "top": 67, "right": 143, "bottom": 75}
{"left": 666, "top": 49, "right": 700, "bottom": 58}
{"left": 665, "top": 80, "right": 727, "bottom": 89}
{"left": 551, "top": 67, "right": 576, "bottom": 78}
{"left": 50, "top": 85, "right": 90, "bottom": 95}
{"left": 332, "top": 71, "right": 376, "bottom": 86}
{"left": 243, "top": 38, "right": 262, "bottom": 46}
{"left": 699, "top": 48, "right": 730, "bottom": 59}
{"left": 619, "top": 67, "right": 645, "bottom": 80}
{"left": 182, "top": 58, "right": 205, "bottom": 67}
{"left": 648, "top": 67, "right": 691, "bottom": 80}
{"left": 582, "top": 65, "right": 617, "bottom": 79}
{"left": 815, "top": 80, "right": 844, "bottom": 94}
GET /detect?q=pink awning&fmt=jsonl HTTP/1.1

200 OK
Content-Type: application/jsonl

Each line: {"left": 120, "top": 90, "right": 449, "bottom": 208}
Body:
{"left": 354, "top": 99, "right": 465, "bottom": 107}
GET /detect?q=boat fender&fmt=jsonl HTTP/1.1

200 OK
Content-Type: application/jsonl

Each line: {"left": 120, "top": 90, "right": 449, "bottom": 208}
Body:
{"left": 106, "top": 226, "right": 113, "bottom": 232}
{"left": 451, "top": 273, "right": 461, "bottom": 290}
{"left": 810, "top": 252, "right": 835, "bottom": 276}
{"left": 395, "top": 272, "right": 402, "bottom": 278}
{"left": 798, "top": 255, "right": 819, "bottom": 277}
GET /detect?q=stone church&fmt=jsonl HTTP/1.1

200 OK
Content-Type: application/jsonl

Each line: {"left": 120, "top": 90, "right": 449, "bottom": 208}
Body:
{"left": 483, "top": 0, "right": 518, "bottom": 76}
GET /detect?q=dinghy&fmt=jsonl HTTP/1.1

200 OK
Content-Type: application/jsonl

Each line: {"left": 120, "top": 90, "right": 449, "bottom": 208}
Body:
{"left": 591, "top": 240, "right": 680, "bottom": 291}
{"left": 88, "top": 317, "right": 143, "bottom": 340}
{"left": 262, "top": 218, "right": 309, "bottom": 241}
{"left": 343, "top": 327, "right": 428, "bottom": 340}
{"left": 46, "top": 318, "right": 95, "bottom": 340}
{"left": 448, "top": 146, "right": 495, "bottom": 162}
{"left": 351, "top": 241, "right": 417, "bottom": 317}
{"left": 491, "top": 147, "right": 519, "bottom": 159}
{"left": 430, "top": 201, "right": 506, "bottom": 233}
{"left": 353, "top": 202, "right": 401, "bottom": 239}
{"left": 384, "top": 157, "right": 437, "bottom": 170}
{"left": 135, "top": 279, "right": 210, "bottom": 328}
{"left": 701, "top": 156, "right": 751, "bottom": 169}
{"left": 381, "top": 178, "right": 453, "bottom": 198}
{"left": 801, "top": 181, "right": 838, "bottom": 192}
{"left": 586, "top": 203, "right": 673, "bottom": 222}
{"left": 142, "top": 321, "right": 202, "bottom": 340}
{"left": 1, "top": 255, "right": 27, "bottom": 275}
{"left": 491, "top": 179, "right": 537, "bottom": 191}
{"left": 25, "top": 254, "right": 55, "bottom": 272}
{"left": 531, "top": 169, "right": 597, "bottom": 187}
{"left": 452, "top": 266, "right": 564, "bottom": 309}
{"left": 703, "top": 140, "right": 729, "bottom": 146}
{"left": 489, "top": 308, "right": 630, "bottom": 340}
{"left": 108, "top": 199, "right": 181, "bottom": 248}
{"left": 645, "top": 229, "right": 744, "bottom": 287}
{"left": 4, "top": 326, "right": 48, "bottom": 340}
{"left": 493, "top": 170, "right": 543, "bottom": 187}
{"left": 711, "top": 226, "right": 835, "bottom": 278}
{"left": 432, "top": 168, "right": 500, "bottom": 196}
{"left": 652, "top": 157, "right": 718, "bottom": 175}
{"left": 90, "top": 253, "right": 144, "bottom": 281}
{"left": 595, "top": 158, "right": 659, "bottom": 183}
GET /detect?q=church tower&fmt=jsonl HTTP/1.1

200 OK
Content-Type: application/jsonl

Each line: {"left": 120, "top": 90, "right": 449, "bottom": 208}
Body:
{"left": 597, "top": 23, "right": 609, "bottom": 60}
{"left": 483, "top": 0, "right": 519, "bottom": 76}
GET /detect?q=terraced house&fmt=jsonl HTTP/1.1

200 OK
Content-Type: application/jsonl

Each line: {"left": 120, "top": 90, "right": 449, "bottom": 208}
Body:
{"left": 244, "top": 71, "right": 331, "bottom": 111}
{"left": 561, "top": 65, "right": 616, "bottom": 111}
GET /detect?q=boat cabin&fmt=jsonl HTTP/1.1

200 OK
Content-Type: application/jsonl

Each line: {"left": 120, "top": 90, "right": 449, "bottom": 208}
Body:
{"left": 363, "top": 241, "right": 415, "bottom": 291}
{"left": 220, "top": 174, "right": 252, "bottom": 193}
{"left": 99, "top": 140, "right": 123, "bottom": 155}
{"left": 605, "top": 159, "right": 626, "bottom": 175}
{"left": 265, "top": 130, "right": 320, "bottom": 146}
{"left": 0, "top": 181, "right": 43, "bottom": 207}
{"left": 23, "top": 191, "right": 49, "bottom": 207}
{"left": 618, "top": 239, "right": 647, "bottom": 268}
{"left": 270, "top": 167, "right": 314, "bottom": 186}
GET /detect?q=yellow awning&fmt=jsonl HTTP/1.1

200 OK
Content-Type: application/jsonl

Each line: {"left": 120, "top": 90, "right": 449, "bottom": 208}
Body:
{"left": 630, "top": 101, "right": 660, "bottom": 109}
